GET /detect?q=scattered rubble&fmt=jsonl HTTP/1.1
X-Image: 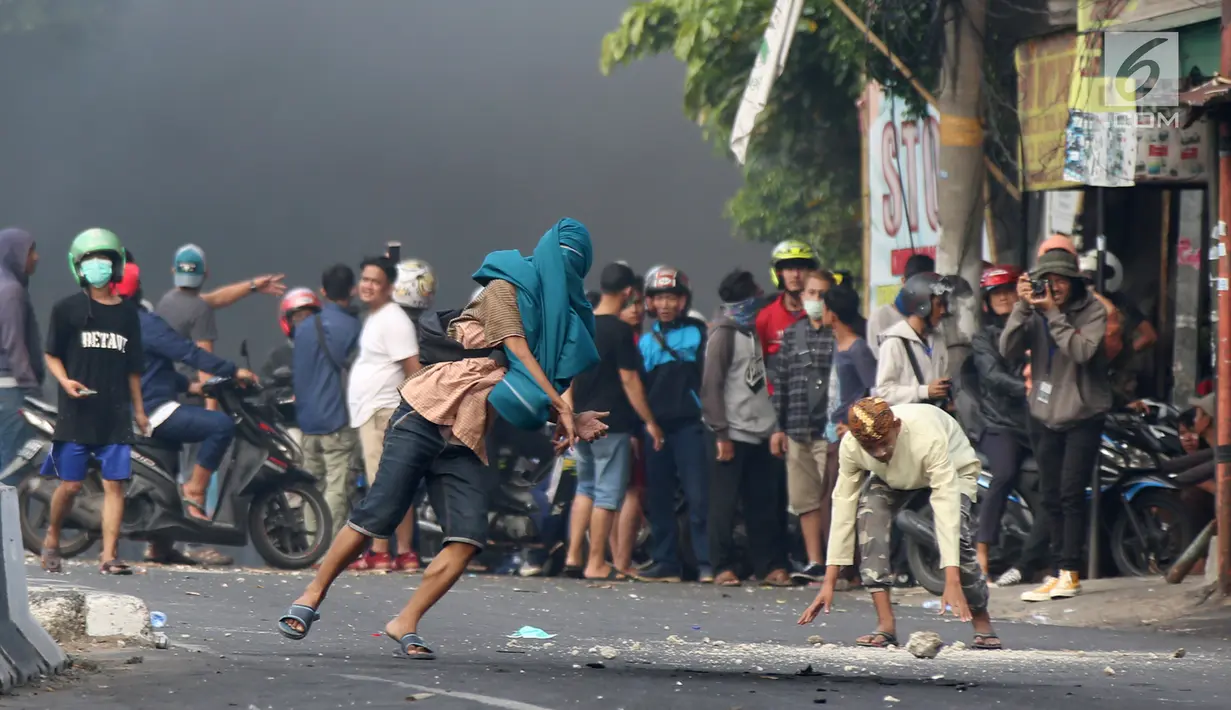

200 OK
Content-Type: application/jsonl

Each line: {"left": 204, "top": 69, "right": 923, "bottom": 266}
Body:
{"left": 906, "top": 631, "right": 945, "bottom": 659}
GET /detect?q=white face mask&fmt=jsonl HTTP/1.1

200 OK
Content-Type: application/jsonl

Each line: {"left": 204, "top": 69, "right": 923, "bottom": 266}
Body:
{"left": 803, "top": 299, "right": 825, "bottom": 320}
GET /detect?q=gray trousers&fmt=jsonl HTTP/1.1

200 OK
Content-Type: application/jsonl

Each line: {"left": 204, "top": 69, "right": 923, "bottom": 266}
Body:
{"left": 857, "top": 477, "right": 990, "bottom": 611}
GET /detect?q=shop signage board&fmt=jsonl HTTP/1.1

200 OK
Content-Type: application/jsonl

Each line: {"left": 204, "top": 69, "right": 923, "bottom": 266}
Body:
{"left": 861, "top": 83, "right": 991, "bottom": 310}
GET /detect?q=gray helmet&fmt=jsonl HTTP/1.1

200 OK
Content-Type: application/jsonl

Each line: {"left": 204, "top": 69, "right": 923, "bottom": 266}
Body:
{"left": 900, "top": 272, "right": 953, "bottom": 319}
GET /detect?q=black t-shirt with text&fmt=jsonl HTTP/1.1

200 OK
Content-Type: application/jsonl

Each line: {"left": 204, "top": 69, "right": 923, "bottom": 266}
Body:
{"left": 45, "top": 293, "right": 144, "bottom": 445}
{"left": 573, "top": 315, "right": 642, "bottom": 434}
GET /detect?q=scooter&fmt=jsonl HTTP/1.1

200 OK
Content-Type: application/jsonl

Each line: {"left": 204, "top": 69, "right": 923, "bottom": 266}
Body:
{"left": 4, "top": 376, "right": 333, "bottom": 569}
{"left": 897, "top": 460, "right": 1040, "bottom": 596}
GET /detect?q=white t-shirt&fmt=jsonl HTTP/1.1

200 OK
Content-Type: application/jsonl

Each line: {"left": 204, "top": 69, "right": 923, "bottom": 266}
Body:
{"left": 347, "top": 302, "right": 419, "bottom": 428}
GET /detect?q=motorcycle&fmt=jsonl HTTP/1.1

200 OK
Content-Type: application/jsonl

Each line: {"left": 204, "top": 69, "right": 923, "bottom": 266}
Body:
{"left": 1099, "top": 409, "right": 1192, "bottom": 577}
{"left": 4, "top": 375, "right": 332, "bottom": 569}
{"left": 898, "top": 457, "right": 1041, "bottom": 596}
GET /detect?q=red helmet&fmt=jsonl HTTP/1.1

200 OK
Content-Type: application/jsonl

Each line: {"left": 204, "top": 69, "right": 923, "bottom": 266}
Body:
{"left": 279, "top": 287, "right": 321, "bottom": 337}
{"left": 980, "top": 265, "right": 1022, "bottom": 293}
{"left": 111, "top": 262, "right": 141, "bottom": 299}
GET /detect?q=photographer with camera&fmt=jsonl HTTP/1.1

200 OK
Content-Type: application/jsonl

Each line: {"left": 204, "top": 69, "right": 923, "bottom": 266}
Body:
{"left": 872, "top": 272, "right": 954, "bottom": 409}
{"left": 1000, "top": 247, "right": 1109, "bottom": 603}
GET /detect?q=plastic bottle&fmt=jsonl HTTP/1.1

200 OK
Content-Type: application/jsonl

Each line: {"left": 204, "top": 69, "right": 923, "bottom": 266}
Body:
{"left": 150, "top": 611, "right": 167, "bottom": 628}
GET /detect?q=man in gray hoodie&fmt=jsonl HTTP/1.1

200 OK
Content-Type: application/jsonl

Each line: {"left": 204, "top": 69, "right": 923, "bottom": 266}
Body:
{"left": 0, "top": 228, "right": 44, "bottom": 468}
{"left": 702, "top": 269, "right": 792, "bottom": 587}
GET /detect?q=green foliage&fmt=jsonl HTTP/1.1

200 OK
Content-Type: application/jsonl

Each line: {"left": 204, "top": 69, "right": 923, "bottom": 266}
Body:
{"left": 0, "top": 0, "right": 105, "bottom": 34}
{"left": 600, "top": 0, "right": 943, "bottom": 269}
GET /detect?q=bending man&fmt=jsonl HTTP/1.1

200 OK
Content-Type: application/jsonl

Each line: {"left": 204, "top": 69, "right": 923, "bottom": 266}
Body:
{"left": 798, "top": 397, "right": 1000, "bottom": 650}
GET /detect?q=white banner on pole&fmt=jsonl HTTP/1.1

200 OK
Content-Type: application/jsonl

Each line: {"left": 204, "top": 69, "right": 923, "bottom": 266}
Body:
{"left": 728, "top": 0, "right": 805, "bottom": 165}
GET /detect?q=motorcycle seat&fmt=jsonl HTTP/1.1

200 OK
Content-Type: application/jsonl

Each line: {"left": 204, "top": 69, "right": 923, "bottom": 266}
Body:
{"left": 135, "top": 436, "right": 182, "bottom": 473}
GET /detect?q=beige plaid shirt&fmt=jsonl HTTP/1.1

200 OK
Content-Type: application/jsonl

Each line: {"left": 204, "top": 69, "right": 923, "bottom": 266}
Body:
{"left": 398, "top": 280, "right": 522, "bottom": 464}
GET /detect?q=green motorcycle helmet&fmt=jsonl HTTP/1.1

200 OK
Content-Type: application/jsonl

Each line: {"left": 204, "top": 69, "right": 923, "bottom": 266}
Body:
{"left": 67, "top": 228, "right": 126, "bottom": 286}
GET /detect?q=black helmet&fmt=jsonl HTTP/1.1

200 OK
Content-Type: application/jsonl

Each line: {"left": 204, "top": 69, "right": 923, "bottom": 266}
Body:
{"left": 899, "top": 272, "right": 953, "bottom": 319}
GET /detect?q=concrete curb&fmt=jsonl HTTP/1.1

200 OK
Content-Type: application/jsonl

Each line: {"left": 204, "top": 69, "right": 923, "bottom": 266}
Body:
{"left": 0, "top": 485, "right": 70, "bottom": 691}
{"left": 28, "top": 588, "right": 154, "bottom": 646}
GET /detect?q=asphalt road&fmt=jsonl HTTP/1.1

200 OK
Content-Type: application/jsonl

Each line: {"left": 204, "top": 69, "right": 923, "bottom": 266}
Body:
{"left": 9, "top": 564, "right": 1231, "bottom": 710}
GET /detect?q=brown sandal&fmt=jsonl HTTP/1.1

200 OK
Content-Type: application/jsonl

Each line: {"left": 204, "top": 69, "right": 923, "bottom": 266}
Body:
{"left": 713, "top": 570, "right": 741, "bottom": 586}
{"left": 760, "top": 569, "right": 795, "bottom": 587}
{"left": 100, "top": 559, "right": 134, "bottom": 576}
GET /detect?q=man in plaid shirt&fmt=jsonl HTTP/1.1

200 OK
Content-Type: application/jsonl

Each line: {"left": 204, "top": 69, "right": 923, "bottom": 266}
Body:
{"left": 770, "top": 271, "right": 836, "bottom": 583}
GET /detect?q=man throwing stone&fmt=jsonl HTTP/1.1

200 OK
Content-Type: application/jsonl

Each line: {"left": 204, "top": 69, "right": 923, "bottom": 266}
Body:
{"left": 797, "top": 397, "right": 1001, "bottom": 650}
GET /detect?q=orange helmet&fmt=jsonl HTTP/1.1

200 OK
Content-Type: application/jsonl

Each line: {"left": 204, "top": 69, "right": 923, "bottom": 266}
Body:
{"left": 1036, "top": 234, "right": 1077, "bottom": 258}
{"left": 279, "top": 287, "right": 321, "bottom": 337}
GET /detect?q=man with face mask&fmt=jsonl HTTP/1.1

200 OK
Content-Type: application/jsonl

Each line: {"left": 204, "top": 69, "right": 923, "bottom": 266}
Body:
{"left": 40, "top": 229, "right": 148, "bottom": 576}
{"left": 873, "top": 273, "right": 954, "bottom": 407}
{"left": 797, "top": 397, "right": 999, "bottom": 650}
{"left": 702, "top": 269, "right": 792, "bottom": 587}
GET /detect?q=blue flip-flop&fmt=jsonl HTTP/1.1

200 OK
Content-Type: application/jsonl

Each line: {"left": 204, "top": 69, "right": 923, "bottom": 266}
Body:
{"left": 277, "top": 604, "right": 321, "bottom": 640}
{"left": 388, "top": 631, "right": 436, "bottom": 660}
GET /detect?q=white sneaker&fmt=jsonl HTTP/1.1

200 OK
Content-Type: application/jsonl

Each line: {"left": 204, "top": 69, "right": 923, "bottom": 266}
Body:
{"left": 995, "top": 567, "right": 1023, "bottom": 587}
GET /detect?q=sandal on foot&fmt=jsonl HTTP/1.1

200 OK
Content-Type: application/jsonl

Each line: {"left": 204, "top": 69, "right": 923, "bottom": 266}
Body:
{"left": 100, "top": 559, "right": 133, "bottom": 575}
{"left": 562, "top": 564, "right": 583, "bottom": 579}
{"left": 713, "top": 570, "right": 741, "bottom": 587}
{"left": 182, "top": 494, "right": 210, "bottom": 521}
{"left": 856, "top": 631, "right": 898, "bottom": 648}
{"left": 972, "top": 633, "right": 1002, "bottom": 650}
{"left": 40, "top": 546, "right": 62, "bottom": 573}
{"left": 388, "top": 632, "right": 436, "bottom": 660}
{"left": 760, "top": 569, "right": 795, "bottom": 587}
{"left": 584, "top": 567, "right": 626, "bottom": 582}
{"left": 278, "top": 604, "right": 321, "bottom": 640}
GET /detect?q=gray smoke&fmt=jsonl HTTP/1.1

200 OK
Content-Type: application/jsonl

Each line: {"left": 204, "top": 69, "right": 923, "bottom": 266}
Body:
{"left": 0, "top": 0, "right": 770, "bottom": 361}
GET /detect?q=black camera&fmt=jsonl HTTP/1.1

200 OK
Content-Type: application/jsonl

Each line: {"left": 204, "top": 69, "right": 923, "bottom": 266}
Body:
{"left": 1030, "top": 278, "right": 1048, "bottom": 296}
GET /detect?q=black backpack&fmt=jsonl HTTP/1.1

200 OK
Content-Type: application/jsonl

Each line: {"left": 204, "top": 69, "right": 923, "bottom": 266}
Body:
{"left": 417, "top": 309, "right": 508, "bottom": 368}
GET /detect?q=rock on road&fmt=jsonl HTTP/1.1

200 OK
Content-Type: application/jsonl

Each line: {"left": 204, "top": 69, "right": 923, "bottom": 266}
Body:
{"left": 11, "top": 563, "right": 1231, "bottom": 709}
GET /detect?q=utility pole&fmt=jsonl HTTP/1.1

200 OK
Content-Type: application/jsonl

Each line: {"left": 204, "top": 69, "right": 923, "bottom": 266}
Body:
{"left": 934, "top": 0, "right": 987, "bottom": 346}
{"left": 1216, "top": 0, "right": 1231, "bottom": 597}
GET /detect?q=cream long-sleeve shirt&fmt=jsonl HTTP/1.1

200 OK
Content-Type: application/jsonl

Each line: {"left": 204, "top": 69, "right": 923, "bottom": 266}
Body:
{"left": 873, "top": 320, "right": 948, "bottom": 405}
{"left": 826, "top": 403, "right": 980, "bottom": 569}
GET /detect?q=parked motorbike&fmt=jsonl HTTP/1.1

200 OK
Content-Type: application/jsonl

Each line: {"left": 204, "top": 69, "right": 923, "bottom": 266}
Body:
{"left": 3, "top": 376, "right": 332, "bottom": 569}
{"left": 898, "top": 457, "right": 1040, "bottom": 596}
{"left": 1099, "top": 409, "right": 1192, "bottom": 576}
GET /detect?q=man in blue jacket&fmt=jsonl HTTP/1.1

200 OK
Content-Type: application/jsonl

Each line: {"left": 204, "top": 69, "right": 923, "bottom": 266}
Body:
{"left": 115, "top": 263, "right": 256, "bottom": 517}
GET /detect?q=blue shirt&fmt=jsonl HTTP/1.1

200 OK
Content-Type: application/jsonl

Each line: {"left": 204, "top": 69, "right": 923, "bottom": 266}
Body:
{"left": 292, "top": 302, "right": 360, "bottom": 435}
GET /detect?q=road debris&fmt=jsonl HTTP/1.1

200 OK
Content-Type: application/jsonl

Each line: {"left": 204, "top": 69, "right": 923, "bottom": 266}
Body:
{"left": 807, "top": 635, "right": 824, "bottom": 645}
{"left": 906, "top": 631, "right": 944, "bottom": 659}
{"left": 1173, "top": 648, "right": 1187, "bottom": 658}
{"left": 507, "top": 626, "right": 556, "bottom": 639}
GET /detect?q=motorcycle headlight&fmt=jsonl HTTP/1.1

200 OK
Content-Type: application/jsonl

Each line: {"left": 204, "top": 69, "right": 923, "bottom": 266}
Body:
{"left": 1120, "top": 443, "right": 1154, "bottom": 470}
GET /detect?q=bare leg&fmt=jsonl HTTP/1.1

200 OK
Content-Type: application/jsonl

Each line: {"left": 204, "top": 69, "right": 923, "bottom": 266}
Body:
{"left": 855, "top": 589, "right": 897, "bottom": 644}
{"left": 565, "top": 495, "right": 593, "bottom": 568}
{"left": 583, "top": 508, "right": 617, "bottom": 579}
{"left": 100, "top": 479, "right": 125, "bottom": 563}
{"left": 43, "top": 481, "right": 83, "bottom": 551}
{"left": 370, "top": 537, "right": 390, "bottom": 555}
{"left": 385, "top": 542, "right": 477, "bottom": 654}
{"left": 181, "top": 464, "right": 213, "bottom": 520}
{"left": 285, "top": 526, "right": 369, "bottom": 633}
{"left": 394, "top": 513, "right": 415, "bottom": 556}
{"left": 612, "top": 488, "right": 642, "bottom": 573}
{"left": 976, "top": 542, "right": 991, "bottom": 577}
{"left": 799, "top": 510, "right": 824, "bottom": 566}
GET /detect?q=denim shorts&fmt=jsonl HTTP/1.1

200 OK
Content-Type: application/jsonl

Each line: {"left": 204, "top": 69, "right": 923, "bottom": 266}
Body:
{"left": 574, "top": 432, "right": 632, "bottom": 511}
{"left": 347, "top": 402, "right": 496, "bottom": 549}
{"left": 40, "top": 442, "right": 132, "bottom": 482}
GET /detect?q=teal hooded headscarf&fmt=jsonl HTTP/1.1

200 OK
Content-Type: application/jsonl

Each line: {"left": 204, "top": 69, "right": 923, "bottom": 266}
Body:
{"left": 472, "top": 218, "right": 599, "bottom": 429}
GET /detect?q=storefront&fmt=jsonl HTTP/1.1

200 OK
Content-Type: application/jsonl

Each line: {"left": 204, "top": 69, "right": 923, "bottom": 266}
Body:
{"left": 1014, "top": 27, "right": 1216, "bottom": 405}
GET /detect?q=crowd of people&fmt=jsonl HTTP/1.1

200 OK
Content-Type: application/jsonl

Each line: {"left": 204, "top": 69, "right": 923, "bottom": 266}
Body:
{"left": 0, "top": 221, "right": 1208, "bottom": 654}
